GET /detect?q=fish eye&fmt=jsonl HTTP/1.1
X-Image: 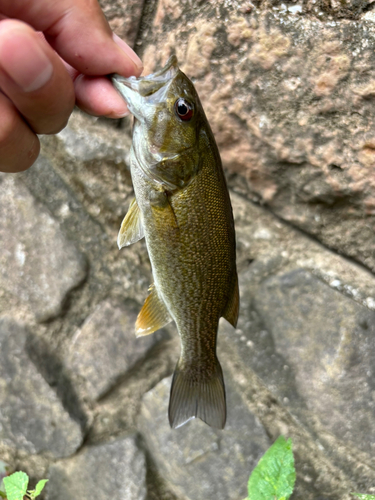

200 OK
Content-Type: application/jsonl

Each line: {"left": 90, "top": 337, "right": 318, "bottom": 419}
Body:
{"left": 174, "top": 98, "right": 194, "bottom": 121}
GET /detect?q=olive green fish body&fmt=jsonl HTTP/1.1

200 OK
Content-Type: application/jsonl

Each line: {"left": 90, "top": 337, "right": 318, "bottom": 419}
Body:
{"left": 113, "top": 57, "right": 239, "bottom": 429}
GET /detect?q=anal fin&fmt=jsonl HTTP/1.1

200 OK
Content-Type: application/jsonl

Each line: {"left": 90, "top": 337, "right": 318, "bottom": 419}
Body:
{"left": 135, "top": 284, "right": 172, "bottom": 337}
{"left": 222, "top": 271, "right": 239, "bottom": 328}
{"left": 118, "top": 198, "right": 144, "bottom": 249}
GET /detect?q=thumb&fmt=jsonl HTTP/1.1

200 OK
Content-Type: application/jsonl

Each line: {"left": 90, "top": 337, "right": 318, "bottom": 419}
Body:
{"left": 0, "top": 0, "right": 143, "bottom": 77}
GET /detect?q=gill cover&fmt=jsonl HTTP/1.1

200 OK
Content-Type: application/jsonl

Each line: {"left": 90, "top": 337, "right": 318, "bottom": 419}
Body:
{"left": 112, "top": 56, "right": 202, "bottom": 192}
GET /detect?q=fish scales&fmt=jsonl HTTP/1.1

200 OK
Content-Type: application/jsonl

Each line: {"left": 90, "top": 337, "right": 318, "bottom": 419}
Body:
{"left": 113, "top": 56, "right": 239, "bottom": 429}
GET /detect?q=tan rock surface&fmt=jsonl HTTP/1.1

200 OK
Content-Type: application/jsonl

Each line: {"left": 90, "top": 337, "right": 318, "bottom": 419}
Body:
{"left": 99, "top": 0, "right": 145, "bottom": 46}
{"left": 136, "top": 2, "right": 375, "bottom": 271}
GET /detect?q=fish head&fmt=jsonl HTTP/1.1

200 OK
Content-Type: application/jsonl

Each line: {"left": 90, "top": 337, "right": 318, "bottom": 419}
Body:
{"left": 112, "top": 56, "right": 204, "bottom": 166}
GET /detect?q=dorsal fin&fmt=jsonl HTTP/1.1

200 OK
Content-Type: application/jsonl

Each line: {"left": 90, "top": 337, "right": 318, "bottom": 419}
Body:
{"left": 222, "top": 272, "right": 239, "bottom": 328}
{"left": 117, "top": 198, "right": 144, "bottom": 249}
{"left": 135, "top": 284, "right": 172, "bottom": 337}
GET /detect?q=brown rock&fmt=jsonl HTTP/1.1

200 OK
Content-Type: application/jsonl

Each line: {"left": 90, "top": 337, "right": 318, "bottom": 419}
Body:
{"left": 98, "top": 0, "right": 145, "bottom": 47}
{"left": 136, "top": 2, "right": 375, "bottom": 271}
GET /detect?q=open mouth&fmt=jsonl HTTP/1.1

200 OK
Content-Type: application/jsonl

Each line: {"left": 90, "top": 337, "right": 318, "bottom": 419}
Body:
{"left": 112, "top": 55, "right": 178, "bottom": 98}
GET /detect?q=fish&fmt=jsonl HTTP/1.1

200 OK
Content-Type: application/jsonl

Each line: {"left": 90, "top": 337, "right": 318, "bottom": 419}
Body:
{"left": 112, "top": 55, "right": 239, "bottom": 429}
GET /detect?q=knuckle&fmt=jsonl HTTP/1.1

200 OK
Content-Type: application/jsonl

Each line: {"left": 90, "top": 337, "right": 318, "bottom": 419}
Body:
{"left": 0, "top": 98, "right": 40, "bottom": 172}
{"left": 0, "top": 103, "right": 18, "bottom": 148}
{"left": 30, "top": 96, "right": 74, "bottom": 135}
{"left": 36, "top": 115, "right": 70, "bottom": 135}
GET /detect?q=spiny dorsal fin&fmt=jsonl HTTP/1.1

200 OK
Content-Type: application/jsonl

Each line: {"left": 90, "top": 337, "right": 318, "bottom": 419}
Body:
{"left": 135, "top": 284, "right": 172, "bottom": 337}
{"left": 222, "top": 271, "right": 239, "bottom": 328}
{"left": 117, "top": 198, "right": 144, "bottom": 249}
{"left": 169, "top": 357, "right": 226, "bottom": 429}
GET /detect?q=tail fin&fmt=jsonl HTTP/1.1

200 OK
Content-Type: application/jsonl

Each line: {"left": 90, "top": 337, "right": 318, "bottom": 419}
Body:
{"left": 168, "top": 358, "right": 226, "bottom": 429}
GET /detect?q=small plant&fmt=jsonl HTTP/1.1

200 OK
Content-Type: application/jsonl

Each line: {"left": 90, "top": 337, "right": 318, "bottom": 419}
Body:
{"left": 244, "top": 437, "right": 375, "bottom": 500}
{"left": 246, "top": 435, "right": 296, "bottom": 500}
{"left": 0, "top": 471, "right": 48, "bottom": 500}
{"left": 0, "top": 446, "right": 374, "bottom": 500}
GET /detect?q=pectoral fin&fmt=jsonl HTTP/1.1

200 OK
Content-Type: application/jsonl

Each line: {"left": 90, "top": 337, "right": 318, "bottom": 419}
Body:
{"left": 222, "top": 272, "right": 239, "bottom": 328}
{"left": 149, "top": 148, "right": 201, "bottom": 192}
{"left": 117, "top": 198, "right": 144, "bottom": 249}
{"left": 136, "top": 284, "right": 172, "bottom": 337}
{"left": 150, "top": 191, "right": 179, "bottom": 233}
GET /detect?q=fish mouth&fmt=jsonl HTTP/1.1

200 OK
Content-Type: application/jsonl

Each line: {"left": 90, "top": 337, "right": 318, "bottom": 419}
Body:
{"left": 112, "top": 55, "right": 179, "bottom": 118}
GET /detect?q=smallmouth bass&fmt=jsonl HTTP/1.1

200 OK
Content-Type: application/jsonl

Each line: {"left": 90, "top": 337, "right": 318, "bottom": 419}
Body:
{"left": 112, "top": 56, "right": 239, "bottom": 429}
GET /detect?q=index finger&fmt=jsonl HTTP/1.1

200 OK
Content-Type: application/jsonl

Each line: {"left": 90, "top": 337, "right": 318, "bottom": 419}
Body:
{"left": 0, "top": 0, "right": 143, "bottom": 77}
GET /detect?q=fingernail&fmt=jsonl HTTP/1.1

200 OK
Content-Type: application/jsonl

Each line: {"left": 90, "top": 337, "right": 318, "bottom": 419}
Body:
{"left": 0, "top": 27, "right": 53, "bottom": 92}
{"left": 113, "top": 34, "right": 143, "bottom": 73}
{"left": 112, "top": 108, "right": 130, "bottom": 118}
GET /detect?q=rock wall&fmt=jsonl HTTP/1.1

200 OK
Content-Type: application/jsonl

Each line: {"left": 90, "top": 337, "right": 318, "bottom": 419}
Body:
{"left": 137, "top": 0, "right": 375, "bottom": 272}
{"left": 0, "top": 1, "right": 375, "bottom": 499}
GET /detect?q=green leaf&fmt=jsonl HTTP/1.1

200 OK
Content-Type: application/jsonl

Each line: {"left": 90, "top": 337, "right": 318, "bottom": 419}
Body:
{"left": 352, "top": 495, "right": 375, "bottom": 499}
{"left": 248, "top": 436, "right": 296, "bottom": 500}
{"left": 0, "top": 491, "right": 6, "bottom": 499}
{"left": 3, "top": 471, "right": 29, "bottom": 500}
{"left": 34, "top": 479, "right": 49, "bottom": 497}
{"left": 28, "top": 479, "right": 49, "bottom": 499}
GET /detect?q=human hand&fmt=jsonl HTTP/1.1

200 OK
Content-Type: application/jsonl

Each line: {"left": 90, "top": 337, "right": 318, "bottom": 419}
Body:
{"left": 0, "top": 0, "right": 143, "bottom": 173}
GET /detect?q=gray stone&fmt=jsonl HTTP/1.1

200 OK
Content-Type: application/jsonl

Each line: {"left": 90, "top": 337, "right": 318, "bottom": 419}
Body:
{"left": 140, "top": 377, "right": 270, "bottom": 500}
{"left": 222, "top": 268, "right": 375, "bottom": 457}
{"left": 57, "top": 112, "right": 131, "bottom": 164}
{"left": 217, "top": 192, "right": 375, "bottom": 497}
{"left": 0, "top": 175, "right": 87, "bottom": 322}
{"left": 0, "top": 317, "right": 83, "bottom": 458}
{"left": 66, "top": 298, "right": 163, "bottom": 400}
{"left": 50, "top": 112, "right": 138, "bottom": 233}
{"left": 46, "top": 435, "right": 147, "bottom": 500}
{"left": 257, "top": 270, "right": 375, "bottom": 455}
{"left": 229, "top": 191, "right": 375, "bottom": 309}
